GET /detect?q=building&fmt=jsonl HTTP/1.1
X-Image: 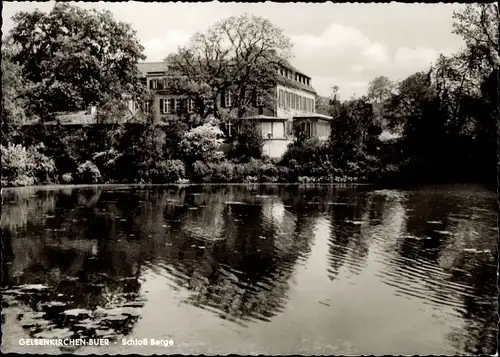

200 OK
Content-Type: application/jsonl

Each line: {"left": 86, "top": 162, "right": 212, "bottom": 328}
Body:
{"left": 137, "top": 60, "right": 332, "bottom": 158}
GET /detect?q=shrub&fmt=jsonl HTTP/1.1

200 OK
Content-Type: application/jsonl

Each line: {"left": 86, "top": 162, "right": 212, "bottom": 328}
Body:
{"left": 1, "top": 143, "right": 36, "bottom": 186}
{"left": 92, "top": 148, "right": 122, "bottom": 182}
{"left": 209, "top": 161, "right": 235, "bottom": 183}
{"left": 161, "top": 159, "right": 186, "bottom": 182}
{"left": 281, "top": 138, "right": 338, "bottom": 180}
{"left": 229, "top": 120, "right": 263, "bottom": 161}
{"left": 76, "top": 161, "right": 102, "bottom": 184}
{"left": 61, "top": 173, "right": 73, "bottom": 184}
{"left": 1, "top": 143, "right": 56, "bottom": 187}
{"left": 180, "top": 123, "right": 225, "bottom": 164}
{"left": 190, "top": 160, "right": 211, "bottom": 182}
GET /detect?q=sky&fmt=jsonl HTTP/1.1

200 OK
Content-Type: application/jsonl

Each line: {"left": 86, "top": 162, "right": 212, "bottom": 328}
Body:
{"left": 2, "top": 1, "right": 466, "bottom": 99}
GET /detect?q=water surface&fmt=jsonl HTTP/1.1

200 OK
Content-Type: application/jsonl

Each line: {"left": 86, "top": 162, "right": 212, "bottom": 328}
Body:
{"left": 1, "top": 184, "right": 497, "bottom": 355}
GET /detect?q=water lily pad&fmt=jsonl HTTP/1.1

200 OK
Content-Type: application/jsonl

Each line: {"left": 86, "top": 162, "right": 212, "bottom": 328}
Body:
{"left": 34, "top": 328, "right": 74, "bottom": 339}
{"left": 102, "top": 314, "right": 129, "bottom": 321}
{"left": 63, "top": 308, "right": 91, "bottom": 317}
{"left": 20, "top": 284, "right": 49, "bottom": 291}
{"left": 345, "top": 220, "right": 363, "bottom": 225}
{"left": 434, "top": 230, "right": 454, "bottom": 235}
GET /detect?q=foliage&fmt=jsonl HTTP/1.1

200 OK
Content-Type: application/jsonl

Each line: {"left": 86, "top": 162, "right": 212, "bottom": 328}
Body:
{"left": 329, "top": 97, "right": 380, "bottom": 170}
{"left": 7, "top": 3, "right": 145, "bottom": 120}
{"left": 1, "top": 44, "right": 35, "bottom": 144}
{"left": 166, "top": 13, "right": 293, "bottom": 124}
{"left": 136, "top": 159, "right": 186, "bottom": 184}
{"left": 367, "top": 76, "right": 394, "bottom": 103}
{"left": 180, "top": 122, "right": 225, "bottom": 164}
{"left": 229, "top": 120, "right": 263, "bottom": 161}
{"left": 191, "top": 160, "right": 211, "bottom": 182}
{"left": 1, "top": 143, "right": 56, "bottom": 187}
{"left": 61, "top": 173, "right": 73, "bottom": 184}
{"left": 76, "top": 161, "right": 102, "bottom": 184}
{"left": 163, "top": 121, "right": 189, "bottom": 160}
{"left": 124, "top": 125, "right": 168, "bottom": 183}
{"left": 208, "top": 161, "right": 235, "bottom": 183}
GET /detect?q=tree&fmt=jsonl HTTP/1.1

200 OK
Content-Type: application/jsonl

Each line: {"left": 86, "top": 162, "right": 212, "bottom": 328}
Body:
{"left": 315, "top": 95, "right": 330, "bottom": 116}
{"left": 229, "top": 120, "right": 263, "bottom": 161}
{"left": 1, "top": 42, "right": 36, "bottom": 143}
{"left": 367, "top": 76, "right": 394, "bottom": 103}
{"left": 452, "top": 4, "right": 499, "bottom": 74}
{"left": 7, "top": 2, "right": 146, "bottom": 121}
{"left": 166, "top": 13, "right": 293, "bottom": 125}
{"left": 329, "top": 96, "right": 376, "bottom": 169}
{"left": 383, "top": 71, "right": 435, "bottom": 134}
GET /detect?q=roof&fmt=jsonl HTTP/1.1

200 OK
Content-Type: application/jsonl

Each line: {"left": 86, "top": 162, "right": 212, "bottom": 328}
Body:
{"left": 277, "top": 76, "right": 317, "bottom": 94}
{"left": 137, "top": 62, "right": 169, "bottom": 76}
{"left": 242, "top": 115, "right": 288, "bottom": 121}
{"left": 278, "top": 59, "right": 310, "bottom": 79}
{"left": 293, "top": 114, "right": 333, "bottom": 121}
{"left": 137, "top": 57, "right": 318, "bottom": 94}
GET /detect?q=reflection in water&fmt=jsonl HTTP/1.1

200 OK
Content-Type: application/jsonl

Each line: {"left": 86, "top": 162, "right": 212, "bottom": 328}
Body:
{"left": 1, "top": 184, "right": 497, "bottom": 355}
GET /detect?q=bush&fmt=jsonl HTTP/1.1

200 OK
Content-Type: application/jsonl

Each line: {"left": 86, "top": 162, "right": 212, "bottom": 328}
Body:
{"left": 1, "top": 143, "right": 56, "bottom": 187}
{"left": 1, "top": 143, "right": 36, "bottom": 186}
{"left": 229, "top": 121, "right": 263, "bottom": 161}
{"left": 281, "top": 139, "right": 339, "bottom": 180}
{"left": 28, "top": 143, "right": 57, "bottom": 184}
{"left": 180, "top": 123, "right": 225, "bottom": 164}
{"left": 76, "top": 161, "right": 102, "bottom": 184}
{"left": 208, "top": 161, "right": 235, "bottom": 183}
{"left": 61, "top": 173, "right": 73, "bottom": 184}
{"left": 189, "top": 160, "right": 210, "bottom": 182}
{"left": 134, "top": 159, "right": 185, "bottom": 184}
{"left": 161, "top": 159, "right": 186, "bottom": 182}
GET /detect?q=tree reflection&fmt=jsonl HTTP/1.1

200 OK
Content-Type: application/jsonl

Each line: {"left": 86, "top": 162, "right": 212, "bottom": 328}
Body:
{"left": 153, "top": 185, "right": 318, "bottom": 326}
{"left": 1, "top": 187, "right": 150, "bottom": 352}
{"left": 367, "top": 186, "right": 498, "bottom": 355}
{"left": 1, "top": 184, "right": 496, "bottom": 354}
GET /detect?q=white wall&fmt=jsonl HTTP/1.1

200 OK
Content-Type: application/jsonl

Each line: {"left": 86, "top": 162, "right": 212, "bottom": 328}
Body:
{"left": 262, "top": 139, "right": 293, "bottom": 158}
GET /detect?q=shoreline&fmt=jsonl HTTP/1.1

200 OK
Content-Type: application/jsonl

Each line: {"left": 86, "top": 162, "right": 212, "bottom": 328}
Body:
{"left": 1, "top": 181, "right": 492, "bottom": 192}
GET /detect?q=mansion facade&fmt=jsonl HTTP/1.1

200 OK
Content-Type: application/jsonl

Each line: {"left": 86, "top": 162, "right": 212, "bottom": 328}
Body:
{"left": 136, "top": 60, "right": 332, "bottom": 157}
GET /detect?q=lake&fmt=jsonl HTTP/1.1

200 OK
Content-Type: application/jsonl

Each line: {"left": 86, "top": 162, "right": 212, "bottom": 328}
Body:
{"left": 1, "top": 184, "right": 497, "bottom": 355}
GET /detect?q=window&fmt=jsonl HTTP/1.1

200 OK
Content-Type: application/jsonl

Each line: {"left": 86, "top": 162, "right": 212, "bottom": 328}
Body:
{"left": 256, "top": 95, "right": 263, "bottom": 107}
{"left": 163, "top": 98, "right": 171, "bottom": 114}
{"left": 188, "top": 98, "right": 195, "bottom": 113}
{"left": 150, "top": 79, "right": 157, "bottom": 89}
{"left": 312, "top": 99, "right": 315, "bottom": 113}
{"left": 224, "top": 91, "right": 232, "bottom": 107}
{"left": 175, "top": 99, "right": 180, "bottom": 112}
{"left": 163, "top": 79, "right": 169, "bottom": 88}
{"left": 286, "top": 91, "right": 290, "bottom": 109}
{"left": 144, "top": 101, "right": 150, "bottom": 113}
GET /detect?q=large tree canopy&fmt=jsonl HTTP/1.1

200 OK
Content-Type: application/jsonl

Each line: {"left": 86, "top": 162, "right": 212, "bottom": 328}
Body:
{"left": 1, "top": 42, "right": 36, "bottom": 142}
{"left": 7, "top": 2, "right": 146, "bottom": 119}
{"left": 166, "top": 13, "right": 293, "bottom": 123}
